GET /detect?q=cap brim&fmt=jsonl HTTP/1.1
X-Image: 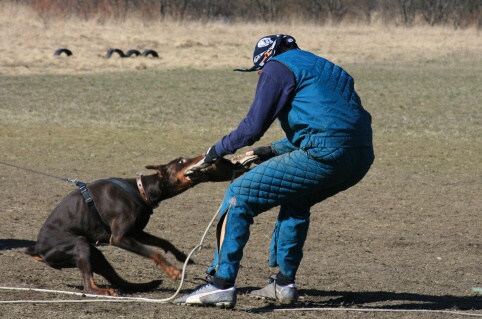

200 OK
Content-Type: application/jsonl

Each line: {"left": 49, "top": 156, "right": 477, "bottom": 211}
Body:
{"left": 233, "top": 66, "right": 259, "bottom": 72}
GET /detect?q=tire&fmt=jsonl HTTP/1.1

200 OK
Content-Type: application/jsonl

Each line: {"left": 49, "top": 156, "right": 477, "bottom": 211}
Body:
{"left": 106, "top": 48, "right": 126, "bottom": 58}
{"left": 53, "top": 48, "right": 73, "bottom": 56}
{"left": 141, "top": 50, "right": 159, "bottom": 58}
{"left": 126, "top": 49, "right": 141, "bottom": 57}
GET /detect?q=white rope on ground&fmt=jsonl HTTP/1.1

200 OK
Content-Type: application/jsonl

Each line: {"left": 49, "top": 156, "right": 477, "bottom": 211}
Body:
{"left": 0, "top": 193, "right": 481, "bottom": 318}
{"left": 262, "top": 308, "right": 482, "bottom": 317}
{"left": 1, "top": 287, "right": 481, "bottom": 318}
{"left": 0, "top": 202, "right": 222, "bottom": 305}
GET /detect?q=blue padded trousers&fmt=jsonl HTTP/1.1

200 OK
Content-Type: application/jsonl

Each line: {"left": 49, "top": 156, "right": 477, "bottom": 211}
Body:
{"left": 207, "top": 145, "right": 374, "bottom": 283}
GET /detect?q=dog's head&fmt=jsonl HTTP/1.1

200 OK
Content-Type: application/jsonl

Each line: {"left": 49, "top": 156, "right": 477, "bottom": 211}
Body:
{"left": 145, "top": 155, "right": 206, "bottom": 199}
{"left": 144, "top": 154, "right": 251, "bottom": 202}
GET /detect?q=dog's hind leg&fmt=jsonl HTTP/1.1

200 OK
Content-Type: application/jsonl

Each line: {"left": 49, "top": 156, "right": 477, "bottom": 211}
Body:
{"left": 27, "top": 235, "right": 117, "bottom": 295}
{"left": 136, "top": 231, "right": 194, "bottom": 264}
{"left": 73, "top": 237, "right": 161, "bottom": 295}
{"left": 88, "top": 245, "right": 162, "bottom": 293}
{"left": 72, "top": 237, "right": 118, "bottom": 296}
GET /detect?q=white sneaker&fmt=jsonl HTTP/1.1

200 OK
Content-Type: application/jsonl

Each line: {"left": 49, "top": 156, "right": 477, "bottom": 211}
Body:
{"left": 250, "top": 276, "right": 299, "bottom": 302}
{"left": 173, "top": 283, "right": 236, "bottom": 309}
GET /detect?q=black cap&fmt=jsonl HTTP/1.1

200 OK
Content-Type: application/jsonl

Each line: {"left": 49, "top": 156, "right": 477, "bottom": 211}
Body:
{"left": 234, "top": 34, "right": 297, "bottom": 72}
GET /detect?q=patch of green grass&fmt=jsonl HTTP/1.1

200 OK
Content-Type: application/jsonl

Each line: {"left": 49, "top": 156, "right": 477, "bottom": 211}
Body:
{"left": 1, "top": 61, "right": 481, "bottom": 183}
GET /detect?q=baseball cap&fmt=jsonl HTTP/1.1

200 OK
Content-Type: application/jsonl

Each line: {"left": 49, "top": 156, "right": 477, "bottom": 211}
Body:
{"left": 234, "top": 34, "right": 297, "bottom": 72}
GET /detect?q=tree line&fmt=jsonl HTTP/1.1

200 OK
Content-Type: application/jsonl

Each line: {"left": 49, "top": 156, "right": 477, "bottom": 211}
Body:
{"left": 17, "top": 0, "right": 482, "bottom": 29}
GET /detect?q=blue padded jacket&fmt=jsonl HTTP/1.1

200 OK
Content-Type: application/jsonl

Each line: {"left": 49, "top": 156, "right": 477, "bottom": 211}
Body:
{"left": 271, "top": 49, "right": 373, "bottom": 149}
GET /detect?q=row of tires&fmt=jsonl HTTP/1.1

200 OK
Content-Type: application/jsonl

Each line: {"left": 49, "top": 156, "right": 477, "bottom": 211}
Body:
{"left": 53, "top": 48, "right": 159, "bottom": 58}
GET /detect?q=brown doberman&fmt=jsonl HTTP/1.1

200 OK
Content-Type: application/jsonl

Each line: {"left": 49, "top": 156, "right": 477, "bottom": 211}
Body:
{"left": 25, "top": 155, "right": 250, "bottom": 296}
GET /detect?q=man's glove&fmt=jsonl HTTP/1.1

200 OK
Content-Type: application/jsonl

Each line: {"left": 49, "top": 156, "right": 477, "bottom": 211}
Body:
{"left": 251, "top": 145, "right": 277, "bottom": 162}
{"left": 203, "top": 146, "right": 220, "bottom": 165}
{"left": 199, "top": 153, "right": 260, "bottom": 182}
{"left": 185, "top": 145, "right": 219, "bottom": 175}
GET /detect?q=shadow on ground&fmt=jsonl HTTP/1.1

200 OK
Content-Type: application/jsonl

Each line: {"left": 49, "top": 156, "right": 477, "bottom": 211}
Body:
{"left": 0, "top": 239, "right": 35, "bottom": 251}
{"left": 239, "top": 287, "right": 482, "bottom": 312}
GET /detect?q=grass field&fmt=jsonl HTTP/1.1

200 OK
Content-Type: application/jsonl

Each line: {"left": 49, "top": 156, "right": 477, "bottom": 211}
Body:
{"left": 1, "top": 3, "right": 482, "bottom": 319}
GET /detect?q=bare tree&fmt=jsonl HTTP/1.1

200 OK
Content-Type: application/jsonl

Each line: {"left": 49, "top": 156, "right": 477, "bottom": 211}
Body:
{"left": 255, "top": 0, "right": 284, "bottom": 22}
{"left": 450, "top": 0, "right": 469, "bottom": 29}
{"left": 400, "top": 0, "right": 418, "bottom": 25}
{"left": 355, "top": 0, "right": 379, "bottom": 24}
{"left": 25, "top": 0, "right": 482, "bottom": 28}
{"left": 327, "top": 0, "right": 348, "bottom": 23}
{"left": 478, "top": 0, "right": 482, "bottom": 29}
{"left": 422, "top": 0, "right": 452, "bottom": 26}
{"left": 158, "top": 0, "right": 190, "bottom": 20}
{"left": 303, "top": 0, "right": 326, "bottom": 22}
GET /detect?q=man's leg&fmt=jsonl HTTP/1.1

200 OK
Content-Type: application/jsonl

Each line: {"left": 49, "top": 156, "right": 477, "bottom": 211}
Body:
{"left": 269, "top": 204, "right": 310, "bottom": 279}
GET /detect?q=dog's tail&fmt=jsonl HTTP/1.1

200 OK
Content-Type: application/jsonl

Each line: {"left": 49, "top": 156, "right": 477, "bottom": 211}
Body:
{"left": 25, "top": 246, "right": 45, "bottom": 262}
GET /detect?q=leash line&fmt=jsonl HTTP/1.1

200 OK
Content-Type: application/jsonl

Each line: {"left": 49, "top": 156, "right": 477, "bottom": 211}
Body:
{"left": 0, "top": 160, "right": 78, "bottom": 186}
{"left": 0, "top": 194, "right": 481, "bottom": 316}
{"left": 0, "top": 202, "right": 223, "bottom": 304}
{"left": 0, "top": 158, "right": 224, "bottom": 303}
{"left": 0, "top": 287, "right": 481, "bottom": 317}
{"left": 1, "top": 158, "right": 481, "bottom": 315}
{"left": 267, "top": 307, "right": 482, "bottom": 317}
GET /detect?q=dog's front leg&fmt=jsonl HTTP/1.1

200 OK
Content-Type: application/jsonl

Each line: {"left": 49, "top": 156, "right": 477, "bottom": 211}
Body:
{"left": 136, "top": 231, "right": 193, "bottom": 264}
{"left": 109, "top": 235, "right": 182, "bottom": 280}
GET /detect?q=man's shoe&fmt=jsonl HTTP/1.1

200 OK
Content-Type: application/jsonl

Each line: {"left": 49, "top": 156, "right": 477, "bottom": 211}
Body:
{"left": 172, "top": 283, "right": 236, "bottom": 309}
{"left": 250, "top": 276, "right": 299, "bottom": 302}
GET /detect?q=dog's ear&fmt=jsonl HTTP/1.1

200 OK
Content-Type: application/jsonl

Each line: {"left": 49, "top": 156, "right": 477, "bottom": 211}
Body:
{"left": 145, "top": 165, "right": 165, "bottom": 177}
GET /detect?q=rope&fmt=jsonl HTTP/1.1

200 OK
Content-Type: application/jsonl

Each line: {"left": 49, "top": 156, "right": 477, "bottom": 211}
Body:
{"left": 259, "top": 307, "right": 482, "bottom": 317}
{"left": 0, "top": 160, "right": 77, "bottom": 185}
{"left": 0, "top": 287, "right": 481, "bottom": 318}
{"left": 2, "top": 160, "right": 480, "bottom": 317}
{"left": 0, "top": 158, "right": 223, "bottom": 303}
{"left": 0, "top": 202, "right": 222, "bottom": 304}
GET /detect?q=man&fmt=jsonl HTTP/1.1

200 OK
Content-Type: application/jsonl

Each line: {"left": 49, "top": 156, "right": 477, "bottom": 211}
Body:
{"left": 173, "top": 34, "right": 374, "bottom": 308}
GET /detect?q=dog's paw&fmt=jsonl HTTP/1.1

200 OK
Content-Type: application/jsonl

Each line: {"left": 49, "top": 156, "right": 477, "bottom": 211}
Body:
{"left": 164, "top": 265, "right": 183, "bottom": 280}
{"left": 85, "top": 287, "right": 118, "bottom": 296}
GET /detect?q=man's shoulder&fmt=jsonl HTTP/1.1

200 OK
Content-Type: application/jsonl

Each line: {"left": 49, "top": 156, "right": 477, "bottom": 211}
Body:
{"left": 263, "top": 60, "right": 293, "bottom": 80}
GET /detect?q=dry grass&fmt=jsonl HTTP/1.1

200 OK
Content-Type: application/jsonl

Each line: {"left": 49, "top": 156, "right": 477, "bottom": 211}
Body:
{"left": 1, "top": 3, "right": 482, "bottom": 319}
{"left": 1, "top": 2, "right": 481, "bottom": 75}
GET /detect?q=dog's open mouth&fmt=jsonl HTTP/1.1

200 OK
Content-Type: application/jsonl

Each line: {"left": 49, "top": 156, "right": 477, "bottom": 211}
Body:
{"left": 184, "top": 169, "right": 207, "bottom": 182}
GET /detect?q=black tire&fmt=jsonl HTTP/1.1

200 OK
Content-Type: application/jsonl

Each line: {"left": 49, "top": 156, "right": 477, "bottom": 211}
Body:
{"left": 53, "top": 48, "right": 73, "bottom": 56}
{"left": 126, "top": 49, "right": 141, "bottom": 57}
{"left": 141, "top": 49, "right": 159, "bottom": 58}
{"left": 106, "top": 48, "right": 126, "bottom": 58}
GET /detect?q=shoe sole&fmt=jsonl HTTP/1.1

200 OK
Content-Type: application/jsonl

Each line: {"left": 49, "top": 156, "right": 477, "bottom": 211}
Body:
{"left": 250, "top": 295, "right": 299, "bottom": 303}
{"left": 182, "top": 302, "right": 235, "bottom": 309}
{"left": 215, "top": 302, "right": 235, "bottom": 309}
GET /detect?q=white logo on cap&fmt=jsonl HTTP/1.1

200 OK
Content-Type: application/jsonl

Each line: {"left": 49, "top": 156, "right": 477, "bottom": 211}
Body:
{"left": 257, "top": 37, "right": 274, "bottom": 48}
{"left": 253, "top": 52, "right": 265, "bottom": 63}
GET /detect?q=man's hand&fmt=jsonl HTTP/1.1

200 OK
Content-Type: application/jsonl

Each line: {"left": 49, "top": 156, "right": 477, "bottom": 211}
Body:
{"left": 246, "top": 145, "right": 277, "bottom": 162}
{"left": 185, "top": 146, "right": 219, "bottom": 175}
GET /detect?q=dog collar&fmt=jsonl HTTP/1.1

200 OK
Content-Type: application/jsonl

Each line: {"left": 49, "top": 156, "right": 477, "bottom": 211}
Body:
{"left": 136, "top": 174, "right": 159, "bottom": 209}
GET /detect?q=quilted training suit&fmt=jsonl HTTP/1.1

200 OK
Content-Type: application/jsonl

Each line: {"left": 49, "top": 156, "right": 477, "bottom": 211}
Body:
{"left": 208, "top": 49, "right": 374, "bottom": 286}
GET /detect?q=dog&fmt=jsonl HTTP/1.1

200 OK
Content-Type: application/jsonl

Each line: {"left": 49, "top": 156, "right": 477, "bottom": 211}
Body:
{"left": 25, "top": 154, "right": 258, "bottom": 296}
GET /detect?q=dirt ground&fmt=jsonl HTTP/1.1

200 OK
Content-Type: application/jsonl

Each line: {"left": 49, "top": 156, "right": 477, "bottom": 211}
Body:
{"left": 1, "top": 3, "right": 482, "bottom": 319}
{"left": 1, "top": 138, "right": 481, "bottom": 319}
{"left": 1, "top": 151, "right": 480, "bottom": 319}
{"left": 1, "top": 89, "right": 481, "bottom": 319}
